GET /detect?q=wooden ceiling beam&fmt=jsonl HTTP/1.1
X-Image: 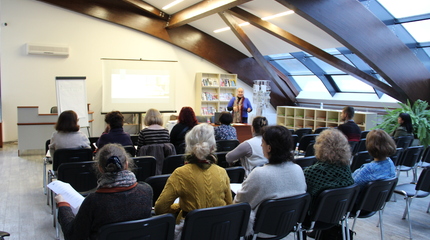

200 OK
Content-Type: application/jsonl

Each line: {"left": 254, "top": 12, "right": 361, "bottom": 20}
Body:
{"left": 219, "top": 11, "right": 297, "bottom": 104}
{"left": 122, "top": 0, "right": 169, "bottom": 21}
{"left": 166, "top": 0, "right": 253, "bottom": 29}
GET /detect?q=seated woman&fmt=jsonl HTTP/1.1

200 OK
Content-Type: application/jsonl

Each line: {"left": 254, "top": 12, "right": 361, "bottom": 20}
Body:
{"left": 391, "top": 112, "right": 414, "bottom": 138}
{"left": 226, "top": 116, "right": 268, "bottom": 178}
{"left": 155, "top": 124, "right": 232, "bottom": 235}
{"left": 234, "top": 125, "right": 307, "bottom": 237}
{"left": 49, "top": 110, "right": 90, "bottom": 158}
{"left": 170, "top": 107, "right": 198, "bottom": 153}
{"left": 55, "top": 143, "right": 153, "bottom": 240}
{"left": 304, "top": 128, "right": 354, "bottom": 212}
{"left": 214, "top": 111, "right": 237, "bottom": 140}
{"left": 353, "top": 129, "right": 396, "bottom": 188}
{"left": 96, "top": 111, "right": 133, "bottom": 150}
{"left": 136, "top": 108, "right": 170, "bottom": 153}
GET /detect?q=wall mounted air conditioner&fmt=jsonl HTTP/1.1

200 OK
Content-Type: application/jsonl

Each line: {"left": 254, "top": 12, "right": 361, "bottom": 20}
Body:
{"left": 25, "top": 43, "right": 69, "bottom": 56}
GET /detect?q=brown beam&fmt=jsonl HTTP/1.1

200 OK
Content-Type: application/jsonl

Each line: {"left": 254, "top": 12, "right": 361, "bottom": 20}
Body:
{"left": 166, "top": 0, "right": 253, "bottom": 29}
{"left": 227, "top": 7, "right": 402, "bottom": 100}
{"left": 276, "top": 0, "right": 430, "bottom": 103}
{"left": 219, "top": 11, "right": 297, "bottom": 103}
{"left": 122, "top": 0, "right": 169, "bottom": 21}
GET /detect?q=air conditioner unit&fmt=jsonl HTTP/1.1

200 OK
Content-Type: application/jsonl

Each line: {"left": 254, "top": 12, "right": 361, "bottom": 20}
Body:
{"left": 25, "top": 43, "right": 69, "bottom": 56}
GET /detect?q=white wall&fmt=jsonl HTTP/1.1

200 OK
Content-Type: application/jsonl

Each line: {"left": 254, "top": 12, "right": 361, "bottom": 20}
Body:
{"left": 1, "top": 0, "right": 277, "bottom": 142}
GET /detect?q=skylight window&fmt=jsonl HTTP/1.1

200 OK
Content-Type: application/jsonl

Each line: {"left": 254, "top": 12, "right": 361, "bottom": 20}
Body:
{"left": 377, "top": 0, "right": 430, "bottom": 19}
{"left": 402, "top": 19, "right": 430, "bottom": 43}
{"left": 331, "top": 75, "right": 375, "bottom": 93}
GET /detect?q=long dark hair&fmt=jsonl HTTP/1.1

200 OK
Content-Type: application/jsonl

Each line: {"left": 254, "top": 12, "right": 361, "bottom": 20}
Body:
{"left": 399, "top": 113, "right": 413, "bottom": 134}
{"left": 262, "top": 126, "right": 293, "bottom": 164}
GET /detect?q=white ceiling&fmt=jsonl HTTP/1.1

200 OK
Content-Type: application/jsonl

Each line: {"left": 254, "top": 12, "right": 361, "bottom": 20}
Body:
{"left": 143, "top": 0, "right": 344, "bottom": 57}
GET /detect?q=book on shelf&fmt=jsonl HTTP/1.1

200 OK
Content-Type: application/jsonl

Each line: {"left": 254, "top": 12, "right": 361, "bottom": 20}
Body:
{"left": 219, "top": 93, "right": 234, "bottom": 101}
{"left": 201, "top": 107, "right": 216, "bottom": 115}
{"left": 201, "top": 78, "right": 219, "bottom": 87}
{"left": 203, "top": 92, "right": 218, "bottom": 101}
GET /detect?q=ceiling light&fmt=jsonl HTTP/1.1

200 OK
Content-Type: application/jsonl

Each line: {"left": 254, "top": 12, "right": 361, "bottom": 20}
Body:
{"left": 162, "top": 0, "right": 183, "bottom": 10}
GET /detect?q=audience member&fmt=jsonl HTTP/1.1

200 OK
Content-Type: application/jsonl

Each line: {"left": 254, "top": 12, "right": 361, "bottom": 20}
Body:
{"left": 338, "top": 106, "right": 362, "bottom": 151}
{"left": 353, "top": 129, "right": 396, "bottom": 188}
{"left": 227, "top": 88, "right": 253, "bottom": 123}
{"left": 155, "top": 124, "right": 232, "bottom": 238}
{"left": 136, "top": 108, "right": 170, "bottom": 153}
{"left": 226, "top": 116, "right": 268, "bottom": 178}
{"left": 214, "top": 111, "right": 237, "bottom": 140}
{"left": 170, "top": 107, "right": 198, "bottom": 153}
{"left": 96, "top": 111, "right": 133, "bottom": 150}
{"left": 55, "top": 143, "right": 153, "bottom": 240}
{"left": 234, "top": 125, "right": 306, "bottom": 237}
{"left": 391, "top": 112, "right": 414, "bottom": 138}
{"left": 49, "top": 110, "right": 90, "bottom": 158}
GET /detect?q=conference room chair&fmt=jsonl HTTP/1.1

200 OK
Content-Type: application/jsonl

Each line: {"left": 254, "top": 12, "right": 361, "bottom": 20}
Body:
{"left": 132, "top": 156, "right": 156, "bottom": 182}
{"left": 396, "top": 146, "right": 424, "bottom": 183}
{"left": 130, "top": 134, "right": 138, "bottom": 147}
{"left": 297, "top": 134, "right": 318, "bottom": 155}
{"left": 138, "top": 143, "right": 176, "bottom": 175}
{"left": 0, "top": 231, "right": 9, "bottom": 240}
{"left": 214, "top": 151, "right": 230, "bottom": 168}
{"left": 350, "top": 151, "right": 372, "bottom": 172}
{"left": 216, "top": 139, "right": 240, "bottom": 152}
{"left": 301, "top": 184, "right": 360, "bottom": 240}
{"left": 294, "top": 128, "right": 313, "bottom": 141}
{"left": 176, "top": 142, "right": 186, "bottom": 154}
{"left": 252, "top": 193, "right": 311, "bottom": 240}
{"left": 294, "top": 156, "right": 317, "bottom": 170}
{"left": 389, "top": 147, "right": 404, "bottom": 166}
{"left": 123, "top": 145, "right": 136, "bottom": 157}
{"left": 162, "top": 154, "right": 185, "bottom": 174}
{"left": 88, "top": 136, "right": 99, "bottom": 153}
{"left": 43, "top": 139, "right": 51, "bottom": 194}
{"left": 288, "top": 129, "right": 295, "bottom": 135}
{"left": 394, "top": 167, "right": 430, "bottom": 240}
{"left": 314, "top": 127, "right": 329, "bottom": 134}
{"left": 98, "top": 214, "right": 176, "bottom": 240}
{"left": 226, "top": 166, "right": 245, "bottom": 183}
{"left": 395, "top": 135, "right": 414, "bottom": 149}
{"left": 419, "top": 146, "right": 430, "bottom": 168}
{"left": 352, "top": 138, "right": 367, "bottom": 155}
{"left": 360, "top": 130, "right": 370, "bottom": 139}
{"left": 145, "top": 174, "right": 171, "bottom": 207}
{"left": 180, "top": 202, "right": 251, "bottom": 240}
{"left": 350, "top": 177, "right": 398, "bottom": 240}
{"left": 304, "top": 142, "right": 315, "bottom": 157}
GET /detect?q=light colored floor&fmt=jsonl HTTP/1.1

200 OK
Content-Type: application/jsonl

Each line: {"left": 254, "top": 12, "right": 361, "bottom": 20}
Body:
{"left": 0, "top": 141, "right": 429, "bottom": 240}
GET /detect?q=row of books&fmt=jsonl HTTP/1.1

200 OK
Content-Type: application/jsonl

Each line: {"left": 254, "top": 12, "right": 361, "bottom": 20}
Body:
{"left": 220, "top": 78, "right": 236, "bottom": 87}
{"left": 201, "top": 107, "right": 217, "bottom": 116}
{"left": 201, "top": 78, "right": 218, "bottom": 86}
{"left": 201, "top": 92, "right": 218, "bottom": 101}
{"left": 201, "top": 78, "right": 237, "bottom": 87}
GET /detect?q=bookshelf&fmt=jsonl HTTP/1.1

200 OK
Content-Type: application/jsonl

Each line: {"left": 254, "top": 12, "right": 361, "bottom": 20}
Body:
{"left": 276, "top": 106, "right": 377, "bottom": 131}
{"left": 195, "top": 72, "right": 237, "bottom": 116}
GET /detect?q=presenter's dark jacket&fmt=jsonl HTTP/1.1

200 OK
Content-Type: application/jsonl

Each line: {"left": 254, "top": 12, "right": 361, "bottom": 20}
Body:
{"left": 96, "top": 127, "right": 133, "bottom": 150}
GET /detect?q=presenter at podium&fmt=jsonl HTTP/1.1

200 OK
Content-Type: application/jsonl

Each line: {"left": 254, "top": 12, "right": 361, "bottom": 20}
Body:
{"left": 227, "top": 88, "right": 252, "bottom": 124}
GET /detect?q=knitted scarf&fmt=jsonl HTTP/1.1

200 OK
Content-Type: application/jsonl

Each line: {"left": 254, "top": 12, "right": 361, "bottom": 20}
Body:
{"left": 97, "top": 170, "right": 137, "bottom": 189}
{"left": 233, "top": 97, "right": 244, "bottom": 123}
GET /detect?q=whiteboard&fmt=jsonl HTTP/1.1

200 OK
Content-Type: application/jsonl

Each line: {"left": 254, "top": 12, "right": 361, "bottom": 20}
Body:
{"left": 55, "top": 77, "right": 89, "bottom": 127}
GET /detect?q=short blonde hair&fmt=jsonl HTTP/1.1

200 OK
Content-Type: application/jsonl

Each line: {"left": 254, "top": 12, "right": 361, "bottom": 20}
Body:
{"left": 314, "top": 128, "right": 351, "bottom": 166}
{"left": 144, "top": 108, "right": 163, "bottom": 126}
{"left": 185, "top": 123, "right": 216, "bottom": 160}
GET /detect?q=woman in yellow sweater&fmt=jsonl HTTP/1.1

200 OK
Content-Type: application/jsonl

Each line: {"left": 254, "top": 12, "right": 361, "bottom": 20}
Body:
{"left": 155, "top": 123, "right": 232, "bottom": 228}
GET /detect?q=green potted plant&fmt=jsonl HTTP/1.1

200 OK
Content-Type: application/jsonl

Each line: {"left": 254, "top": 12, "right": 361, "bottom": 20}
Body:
{"left": 374, "top": 99, "right": 430, "bottom": 147}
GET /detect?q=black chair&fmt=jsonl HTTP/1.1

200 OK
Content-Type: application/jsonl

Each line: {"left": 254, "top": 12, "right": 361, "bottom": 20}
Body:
{"left": 350, "top": 151, "right": 372, "bottom": 172}
{"left": 123, "top": 145, "right": 136, "bottom": 157}
{"left": 394, "top": 167, "right": 430, "bottom": 239}
{"left": 360, "top": 130, "right": 370, "bottom": 139}
{"left": 181, "top": 202, "right": 251, "bottom": 240}
{"left": 43, "top": 139, "right": 51, "bottom": 194}
{"left": 352, "top": 138, "right": 366, "bottom": 155}
{"left": 0, "top": 231, "right": 9, "bottom": 240}
{"left": 395, "top": 135, "right": 414, "bottom": 149}
{"left": 314, "top": 127, "right": 329, "bottom": 134}
{"left": 214, "top": 151, "right": 229, "bottom": 168}
{"left": 291, "top": 134, "right": 299, "bottom": 151}
{"left": 98, "top": 214, "right": 176, "bottom": 240}
{"left": 294, "top": 156, "right": 317, "bottom": 169}
{"left": 294, "top": 128, "right": 313, "bottom": 141}
{"left": 130, "top": 134, "right": 139, "bottom": 147}
{"left": 419, "top": 146, "right": 430, "bottom": 168}
{"left": 176, "top": 142, "right": 186, "bottom": 154}
{"left": 288, "top": 129, "right": 295, "bottom": 135}
{"left": 216, "top": 139, "right": 240, "bottom": 152}
{"left": 396, "top": 146, "right": 424, "bottom": 183}
{"left": 252, "top": 193, "right": 311, "bottom": 240}
{"left": 350, "top": 177, "right": 398, "bottom": 240}
{"left": 226, "top": 166, "right": 245, "bottom": 183}
{"left": 390, "top": 147, "right": 404, "bottom": 166}
{"left": 88, "top": 136, "right": 99, "bottom": 152}
{"left": 305, "top": 142, "right": 315, "bottom": 157}
{"left": 162, "top": 154, "right": 184, "bottom": 174}
{"left": 302, "top": 184, "right": 360, "bottom": 240}
{"left": 145, "top": 174, "right": 171, "bottom": 206}
{"left": 297, "top": 134, "right": 318, "bottom": 154}
{"left": 132, "top": 156, "right": 156, "bottom": 182}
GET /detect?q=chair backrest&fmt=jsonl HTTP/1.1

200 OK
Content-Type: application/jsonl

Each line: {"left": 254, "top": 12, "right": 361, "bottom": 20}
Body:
{"left": 253, "top": 193, "right": 311, "bottom": 239}
{"left": 311, "top": 184, "right": 360, "bottom": 225}
{"left": 355, "top": 177, "right": 398, "bottom": 213}
{"left": 226, "top": 166, "right": 245, "bottom": 183}
{"left": 216, "top": 139, "right": 240, "bottom": 152}
{"left": 214, "top": 151, "right": 229, "bottom": 168}
{"left": 399, "top": 146, "right": 424, "bottom": 167}
{"left": 181, "top": 202, "right": 251, "bottom": 240}
{"left": 45, "top": 139, "right": 50, "bottom": 153}
{"left": 390, "top": 147, "right": 404, "bottom": 166}
{"left": 88, "top": 137, "right": 99, "bottom": 152}
{"left": 130, "top": 134, "right": 138, "bottom": 147}
{"left": 162, "top": 154, "right": 185, "bottom": 174}
{"left": 53, "top": 148, "right": 93, "bottom": 171}
{"left": 314, "top": 127, "right": 329, "bottom": 134}
{"left": 350, "top": 151, "right": 372, "bottom": 172}
{"left": 421, "top": 146, "right": 430, "bottom": 164}
{"left": 298, "top": 134, "right": 318, "bottom": 152}
{"left": 291, "top": 134, "right": 299, "bottom": 150}
{"left": 98, "top": 214, "right": 176, "bottom": 240}
{"left": 145, "top": 174, "right": 171, "bottom": 206}
{"left": 305, "top": 142, "right": 315, "bottom": 157}
{"left": 57, "top": 161, "right": 98, "bottom": 193}
{"left": 123, "top": 145, "right": 136, "bottom": 157}
{"left": 352, "top": 138, "right": 366, "bottom": 155}
{"left": 415, "top": 167, "right": 430, "bottom": 192}
{"left": 177, "top": 142, "right": 186, "bottom": 154}
{"left": 138, "top": 143, "right": 177, "bottom": 175}
{"left": 360, "top": 130, "right": 370, "bottom": 139}
{"left": 294, "top": 128, "right": 313, "bottom": 141}
{"left": 132, "top": 156, "right": 156, "bottom": 182}
{"left": 395, "top": 135, "right": 414, "bottom": 149}
{"left": 295, "top": 156, "right": 317, "bottom": 169}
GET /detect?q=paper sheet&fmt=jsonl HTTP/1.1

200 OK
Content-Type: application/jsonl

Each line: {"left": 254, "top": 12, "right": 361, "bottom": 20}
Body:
{"left": 47, "top": 180, "right": 85, "bottom": 215}
{"left": 230, "top": 183, "right": 242, "bottom": 194}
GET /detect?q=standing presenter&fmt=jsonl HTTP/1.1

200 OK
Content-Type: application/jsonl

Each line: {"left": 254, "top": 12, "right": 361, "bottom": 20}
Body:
{"left": 227, "top": 88, "right": 253, "bottom": 124}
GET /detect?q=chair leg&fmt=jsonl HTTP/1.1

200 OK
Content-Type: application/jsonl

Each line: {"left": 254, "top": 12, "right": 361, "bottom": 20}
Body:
{"left": 402, "top": 198, "right": 413, "bottom": 220}
{"left": 427, "top": 202, "right": 430, "bottom": 213}
{"left": 405, "top": 198, "right": 413, "bottom": 240}
{"left": 351, "top": 210, "right": 360, "bottom": 232}
{"left": 379, "top": 210, "right": 384, "bottom": 240}
{"left": 55, "top": 208, "right": 60, "bottom": 240}
{"left": 43, "top": 160, "right": 47, "bottom": 195}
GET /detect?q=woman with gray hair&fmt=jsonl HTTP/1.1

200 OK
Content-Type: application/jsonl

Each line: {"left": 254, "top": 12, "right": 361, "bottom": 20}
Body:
{"left": 155, "top": 123, "right": 232, "bottom": 228}
{"left": 55, "top": 143, "right": 153, "bottom": 240}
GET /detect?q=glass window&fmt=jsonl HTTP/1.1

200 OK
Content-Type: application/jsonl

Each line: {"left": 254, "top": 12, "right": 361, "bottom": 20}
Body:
{"left": 293, "top": 76, "right": 328, "bottom": 92}
{"left": 309, "top": 55, "right": 355, "bottom": 74}
{"left": 378, "top": 0, "right": 430, "bottom": 18}
{"left": 331, "top": 75, "right": 375, "bottom": 93}
{"left": 402, "top": 19, "right": 430, "bottom": 43}
{"left": 274, "top": 59, "right": 312, "bottom": 75}
{"left": 268, "top": 53, "right": 292, "bottom": 60}
{"left": 423, "top": 47, "right": 430, "bottom": 57}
